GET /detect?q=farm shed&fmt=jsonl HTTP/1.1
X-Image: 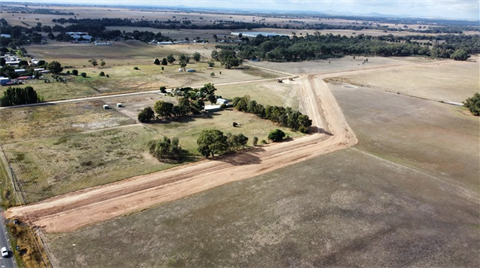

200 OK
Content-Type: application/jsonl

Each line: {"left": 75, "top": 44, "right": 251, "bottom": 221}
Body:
{"left": 187, "top": 69, "right": 196, "bottom": 72}
{"left": 204, "top": 105, "right": 222, "bottom": 112}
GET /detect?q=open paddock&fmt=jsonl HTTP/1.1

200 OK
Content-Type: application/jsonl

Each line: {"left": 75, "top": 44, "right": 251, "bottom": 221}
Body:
{"left": 334, "top": 59, "right": 480, "bottom": 103}
{"left": 4, "top": 125, "right": 171, "bottom": 203}
{"left": 0, "top": 100, "right": 135, "bottom": 144}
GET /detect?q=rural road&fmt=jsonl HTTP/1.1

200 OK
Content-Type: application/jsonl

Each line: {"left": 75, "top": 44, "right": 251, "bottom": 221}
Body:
{"left": 6, "top": 73, "right": 358, "bottom": 232}
{"left": 0, "top": 76, "right": 297, "bottom": 110}
{"left": 0, "top": 209, "right": 17, "bottom": 268}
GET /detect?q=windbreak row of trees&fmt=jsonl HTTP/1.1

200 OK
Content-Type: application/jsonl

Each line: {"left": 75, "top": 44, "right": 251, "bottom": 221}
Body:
{"left": 217, "top": 33, "right": 479, "bottom": 62}
{"left": 0, "top": 86, "right": 42, "bottom": 107}
{"left": 232, "top": 95, "right": 312, "bottom": 133}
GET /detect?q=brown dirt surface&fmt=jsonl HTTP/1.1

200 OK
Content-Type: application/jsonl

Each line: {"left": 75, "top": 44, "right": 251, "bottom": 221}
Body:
{"left": 6, "top": 72, "right": 358, "bottom": 232}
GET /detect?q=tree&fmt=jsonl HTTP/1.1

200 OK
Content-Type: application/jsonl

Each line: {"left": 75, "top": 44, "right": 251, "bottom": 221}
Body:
{"left": 193, "top": 52, "right": 201, "bottom": 62}
{"left": 161, "top": 58, "right": 168, "bottom": 65}
{"left": 0, "top": 86, "right": 41, "bottom": 107}
{"left": 72, "top": 69, "right": 78, "bottom": 76}
{"left": 0, "top": 58, "right": 5, "bottom": 66}
{"left": 179, "top": 60, "right": 187, "bottom": 69}
{"left": 211, "top": 50, "right": 219, "bottom": 60}
{"left": 99, "top": 71, "right": 105, "bottom": 76}
{"left": 148, "top": 137, "right": 183, "bottom": 162}
{"left": 153, "top": 58, "right": 160, "bottom": 65}
{"left": 450, "top": 49, "right": 469, "bottom": 61}
{"left": 88, "top": 59, "right": 98, "bottom": 68}
{"left": 463, "top": 92, "right": 480, "bottom": 116}
{"left": 47, "top": 61, "right": 63, "bottom": 74}
{"left": 268, "top": 129, "right": 286, "bottom": 142}
{"left": 138, "top": 107, "right": 155, "bottom": 122}
{"left": 167, "top": 54, "right": 176, "bottom": 64}
{"left": 100, "top": 59, "right": 106, "bottom": 67}
{"left": 208, "top": 61, "right": 215, "bottom": 67}
{"left": 80, "top": 72, "right": 87, "bottom": 78}
{"left": 197, "top": 129, "right": 228, "bottom": 158}
{"left": 154, "top": 100, "right": 174, "bottom": 118}
{"left": 159, "top": 86, "right": 167, "bottom": 93}
{"left": 253, "top": 136, "right": 258, "bottom": 146}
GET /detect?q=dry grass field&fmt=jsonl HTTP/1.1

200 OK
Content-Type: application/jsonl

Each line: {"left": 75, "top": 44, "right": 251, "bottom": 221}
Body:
{"left": 332, "top": 59, "right": 480, "bottom": 103}
{"left": 0, "top": 100, "right": 135, "bottom": 144}
{"left": 12, "top": 42, "right": 281, "bottom": 101}
{"left": 43, "top": 75, "right": 480, "bottom": 268}
{"left": 3, "top": 125, "right": 172, "bottom": 203}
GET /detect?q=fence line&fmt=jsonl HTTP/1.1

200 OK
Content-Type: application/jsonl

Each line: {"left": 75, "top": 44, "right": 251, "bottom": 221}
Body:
{"left": 0, "top": 142, "right": 26, "bottom": 205}
{"left": 34, "top": 228, "right": 57, "bottom": 268}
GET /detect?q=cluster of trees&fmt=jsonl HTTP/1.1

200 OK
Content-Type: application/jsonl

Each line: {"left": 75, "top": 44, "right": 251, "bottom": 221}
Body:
{"left": 463, "top": 93, "right": 480, "bottom": 116}
{"left": 232, "top": 95, "right": 312, "bottom": 133}
{"left": 0, "top": 86, "right": 41, "bottom": 107}
{"left": 138, "top": 83, "right": 218, "bottom": 122}
{"left": 196, "top": 129, "right": 249, "bottom": 158}
{"left": 148, "top": 137, "right": 184, "bottom": 162}
{"left": 211, "top": 49, "right": 242, "bottom": 69}
{"left": 216, "top": 33, "right": 479, "bottom": 62}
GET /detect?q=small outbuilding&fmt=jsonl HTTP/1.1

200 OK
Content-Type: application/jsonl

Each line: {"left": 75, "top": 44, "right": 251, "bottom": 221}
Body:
{"left": 216, "top": 98, "right": 229, "bottom": 105}
{"left": 103, "top": 104, "right": 109, "bottom": 109}
{"left": 204, "top": 105, "right": 222, "bottom": 112}
{"left": 117, "top": 103, "right": 123, "bottom": 108}
{"left": 186, "top": 69, "right": 196, "bottom": 72}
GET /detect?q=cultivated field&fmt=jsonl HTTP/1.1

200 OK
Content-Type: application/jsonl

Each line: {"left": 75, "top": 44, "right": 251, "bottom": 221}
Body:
{"left": 246, "top": 55, "right": 431, "bottom": 75}
{"left": 331, "top": 58, "right": 480, "bottom": 103}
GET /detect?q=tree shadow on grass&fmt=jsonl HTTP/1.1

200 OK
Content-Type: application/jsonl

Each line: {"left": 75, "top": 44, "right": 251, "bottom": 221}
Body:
{"left": 216, "top": 147, "right": 265, "bottom": 166}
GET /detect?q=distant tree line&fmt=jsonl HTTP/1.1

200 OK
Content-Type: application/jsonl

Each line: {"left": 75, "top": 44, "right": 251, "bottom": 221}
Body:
{"left": 232, "top": 95, "right": 312, "bottom": 133}
{"left": 0, "top": 86, "right": 42, "bottom": 106}
{"left": 215, "top": 33, "right": 479, "bottom": 62}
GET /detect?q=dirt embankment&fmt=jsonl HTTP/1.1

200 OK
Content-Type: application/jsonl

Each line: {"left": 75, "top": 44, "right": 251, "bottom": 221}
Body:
{"left": 7, "top": 74, "right": 357, "bottom": 233}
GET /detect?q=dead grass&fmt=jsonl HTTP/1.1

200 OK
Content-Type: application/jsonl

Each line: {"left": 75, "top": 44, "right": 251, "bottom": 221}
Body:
{"left": 3, "top": 125, "right": 172, "bottom": 203}
{"left": 335, "top": 61, "right": 480, "bottom": 102}
{"left": 0, "top": 101, "right": 135, "bottom": 144}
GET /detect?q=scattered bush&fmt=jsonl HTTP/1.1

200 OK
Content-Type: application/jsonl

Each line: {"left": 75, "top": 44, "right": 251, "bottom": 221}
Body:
{"left": 268, "top": 129, "right": 286, "bottom": 142}
{"left": 99, "top": 71, "right": 105, "bottom": 76}
{"left": 133, "top": 67, "right": 139, "bottom": 70}
{"left": 80, "top": 72, "right": 87, "bottom": 78}
{"left": 464, "top": 92, "right": 480, "bottom": 116}
{"left": 253, "top": 136, "right": 258, "bottom": 146}
{"left": 72, "top": 69, "right": 78, "bottom": 75}
{"left": 148, "top": 137, "right": 183, "bottom": 162}
{"left": 153, "top": 58, "right": 160, "bottom": 65}
{"left": 160, "top": 86, "right": 167, "bottom": 93}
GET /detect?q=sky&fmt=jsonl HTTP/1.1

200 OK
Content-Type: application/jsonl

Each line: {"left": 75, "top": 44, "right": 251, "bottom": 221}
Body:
{"left": 7, "top": 0, "right": 480, "bottom": 20}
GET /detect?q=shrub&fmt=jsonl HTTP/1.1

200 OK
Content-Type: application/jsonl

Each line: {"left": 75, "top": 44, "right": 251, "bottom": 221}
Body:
{"left": 133, "top": 67, "right": 139, "bottom": 70}
{"left": 72, "top": 69, "right": 78, "bottom": 75}
{"left": 153, "top": 58, "right": 160, "bottom": 65}
{"left": 268, "top": 129, "right": 286, "bottom": 142}
{"left": 220, "top": 104, "right": 226, "bottom": 109}
{"left": 261, "top": 139, "right": 267, "bottom": 144}
{"left": 464, "top": 92, "right": 480, "bottom": 116}
{"left": 80, "top": 72, "right": 87, "bottom": 78}
{"left": 99, "top": 71, "right": 105, "bottom": 76}
{"left": 160, "top": 86, "right": 167, "bottom": 93}
{"left": 253, "top": 136, "right": 258, "bottom": 146}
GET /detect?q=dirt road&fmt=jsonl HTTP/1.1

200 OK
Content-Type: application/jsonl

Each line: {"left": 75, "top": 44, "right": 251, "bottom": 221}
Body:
{"left": 6, "top": 74, "right": 358, "bottom": 232}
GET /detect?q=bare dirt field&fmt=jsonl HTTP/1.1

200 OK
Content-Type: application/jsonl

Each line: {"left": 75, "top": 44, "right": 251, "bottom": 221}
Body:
{"left": 44, "top": 146, "right": 480, "bottom": 268}
{"left": 330, "top": 58, "right": 480, "bottom": 103}
{"left": 246, "top": 55, "right": 433, "bottom": 75}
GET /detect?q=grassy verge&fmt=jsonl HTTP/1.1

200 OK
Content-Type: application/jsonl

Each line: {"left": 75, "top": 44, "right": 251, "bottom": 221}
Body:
{"left": 6, "top": 222, "right": 50, "bottom": 268}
